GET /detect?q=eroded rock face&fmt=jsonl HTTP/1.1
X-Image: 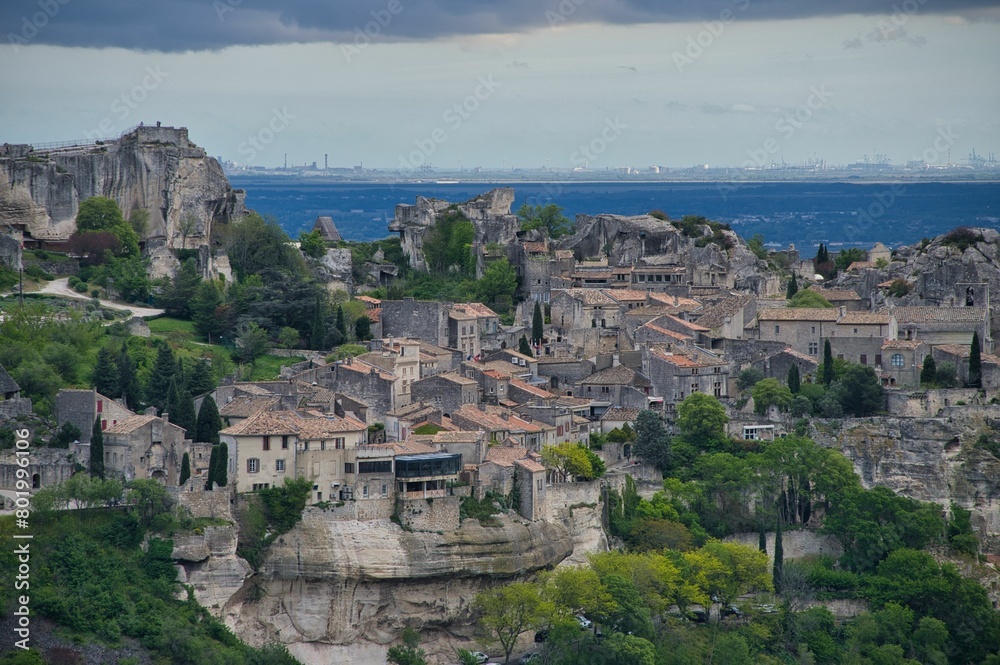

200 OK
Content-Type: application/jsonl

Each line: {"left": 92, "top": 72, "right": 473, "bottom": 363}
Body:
{"left": 0, "top": 126, "right": 245, "bottom": 277}
{"left": 174, "top": 526, "right": 253, "bottom": 610}
{"left": 223, "top": 513, "right": 572, "bottom": 664}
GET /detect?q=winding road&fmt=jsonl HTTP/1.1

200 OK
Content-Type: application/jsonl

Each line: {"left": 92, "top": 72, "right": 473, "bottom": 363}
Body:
{"left": 36, "top": 277, "right": 164, "bottom": 318}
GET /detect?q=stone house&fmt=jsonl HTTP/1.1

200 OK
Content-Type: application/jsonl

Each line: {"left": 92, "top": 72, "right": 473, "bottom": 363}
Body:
{"left": 103, "top": 413, "right": 187, "bottom": 484}
{"left": 600, "top": 406, "right": 640, "bottom": 434}
{"left": 574, "top": 365, "right": 653, "bottom": 415}
{"left": 474, "top": 444, "right": 547, "bottom": 521}
{"left": 418, "top": 342, "right": 460, "bottom": 376}
{"left": 312, "top": 215, "right": 342, "bottom": 242}
{"left": 634, "top": 320, "right": 693, "bottom": 350}
{"left": 630, "top": 263, "right": 689, "bottom": 293}
{"left": 691, "top": 294, "right": 757, "bottom": 348}
{"left": 551, "top": 288, "right": 620, "bottom": 332}
{"left": 807, "top": 286, "right": 865, "bottom": 312}
{"left": 410, "top": 372, "right": 480, "bottom": 417}
{"left": 380, "top": 298, "right": 451, "bottom": 348}
{"left": 826, "top": 311, "right": 898, "bottom": 369}
{"left": 384, "top": 401, "right": 441, "bottom": 442}
{"left": 220, "top": 409, "right": 370, "bottom": 503}
{"left": 868, "top": 242, "right": 891, "bottom": 264}
{"left": 0, "top": 364, "right": 19, "bottom": 400}
{"left": 356, "top": 295, "right": 383, "bottom": 338}
{"left": 514, "top": 403, "right": 579, "bottom": 444}
{"left": 482, "top": 348, "right": 539, "bottom": 380}
{"left": 515, "top": 458, "right": 547, "bottom": 521}
{"left": 507, "top": 378, "right": 555, "bottom": 405}
{"left": 752, "top": 347, "right": 819, "bottom": 383}
{"left": 930, "top": 343, "right": 1000, "bottom": 389}
{"left": 891, "top": 306, "right": 991, "bottom": 351}
{"left": 410, "top": 430, "right": 488, "bottom": 468}
{"left": 881, "top": 340, "right": 928, "bottom": 387}
{"left": 329, "top": 357, "right": 397, "bottom": 423}
{"left": 535, "top": 357, "right": 596, "bottom": 394}
{"left": 360, "top": 338, "right": 422, "bottom": 407}
{"left": 448, "top": 307, "right": 480, "bottom": 360}
{"left": 643, "top": 347, "right": 729, "bottom": 417}
{"left": 218, "top": 395, "right": 280, "bottom": 427}
{"left": 755, "top": 308, "right": 840, "bottom": 358}
{"left": 55, "top": 389, "right": 135, "bottom": 445}
{"left": 473, "top": 368, "right": 511, "bottom": 404}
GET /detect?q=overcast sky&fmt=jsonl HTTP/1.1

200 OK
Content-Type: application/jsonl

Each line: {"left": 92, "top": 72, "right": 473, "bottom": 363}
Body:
{"left": 1, "top": 0, "right": 998, "bottom": 169}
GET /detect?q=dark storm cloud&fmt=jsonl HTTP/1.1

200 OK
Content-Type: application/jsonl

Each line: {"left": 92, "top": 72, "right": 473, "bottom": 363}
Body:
{"left": 2, "top": 0, "right": 993, "bottom": 52}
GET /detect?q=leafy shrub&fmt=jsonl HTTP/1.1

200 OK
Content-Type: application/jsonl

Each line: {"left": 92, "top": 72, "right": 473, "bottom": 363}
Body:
{"left": 73, "top": 281, "right": 89, "bottom": 293}
{"left": 25, "top": 264, "right": 54, "bottom": 281}
{"left": 941, "top": 226, "right": 983, "bottom": 252}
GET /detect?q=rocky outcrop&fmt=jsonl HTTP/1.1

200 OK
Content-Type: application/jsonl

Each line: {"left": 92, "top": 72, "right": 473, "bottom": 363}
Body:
{"left": 224, "top": 512, "right": 572, "bottom": 664}
{"left": 810, "top": 405, "right": 1000, "bottom": 553}
{"left": 0, "top": 125, "right": 246, "bottom": 277}
{"left": 173, "top": 525, "right": 254, "bottom": 610}
{"left": 389, "top": 188, "right": 520, "bottom": 277}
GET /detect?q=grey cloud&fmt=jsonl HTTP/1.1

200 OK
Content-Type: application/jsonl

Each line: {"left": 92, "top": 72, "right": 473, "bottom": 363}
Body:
{"left": 1, "top": 0, "right": 994, "bottom": 51}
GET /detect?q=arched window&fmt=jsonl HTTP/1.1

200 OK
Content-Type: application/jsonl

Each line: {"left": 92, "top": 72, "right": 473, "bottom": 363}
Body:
{"left": 890, "top": 353, "right": 904, "bottom": 368}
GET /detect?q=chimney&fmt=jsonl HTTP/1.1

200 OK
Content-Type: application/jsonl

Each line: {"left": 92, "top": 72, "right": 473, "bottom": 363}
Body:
{"left": 839, "top": 306, "right": 847, "bottom": 318}
{"left": 162, "top": 412, "right": 169, "bottom": 424}
{"left": 673, "top": 294, "right": 679, "bottom": 306}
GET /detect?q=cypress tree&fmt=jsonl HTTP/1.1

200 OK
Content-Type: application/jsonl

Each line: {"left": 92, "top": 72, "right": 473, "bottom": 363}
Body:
{"left": 773, "top": 516, "right": 784, "bottom": 594}
{"left": 187, "top": 358, "right": 215, "bottom": 396}
{"left": 93, "top": 346, "right": 119, "bottom": 396}
{"left": 174, "top": 389, "right": 197, "bottom": 435}
{"left": 205, "top": 445, "right": 218, "bottom": 490}
{"left": 180, "top": 452, "right": 191, "bottom": 486}
{"left": 786, "top": 273, "right": 799, "bottom": 299}
{"left": 147, "top": 343, "right": 176, "bottom": 413}
{"left": 920, "top": 354, "right": 937, "bottom": 387}
{"left": 311, "top": 296, "right": 326, "bottom": 351}
{"left": 214, "top": 442, "right": 228, "bottom": 487}
{"left": 90, "top": 418, "right": 105, "bottom": 479}
{"left": 822, "top": 340, "right": 835, "bottom": 386}
{"left": 336, "top": 304, "right": 347, "bottom": 340}
{"left": 118, "top": 342, "right": 141, "bottom": 410}
{"left": 518, "top": 335, "right": 533, "bottom": 358}
{"left": 787, "top": 364, "right": 801, "bottom": 394}
{"left": 532, "top": 301, "right": 544, "bottom": 345}
{"left": 758, "top": 519, "right": 767, "bottom": 555}
{"left": 969, "top": 331, "right": 982, "bottom": 388}
{"left": 166, "top": 378, "right": 181, "bottom": 422}
{"left": 195, "top": 395, "right": 221, "bottom": 444}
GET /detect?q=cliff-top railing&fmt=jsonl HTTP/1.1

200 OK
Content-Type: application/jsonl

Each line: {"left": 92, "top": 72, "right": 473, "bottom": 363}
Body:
{"left": 27, "top": 125, "right": 144, "bottom": 153}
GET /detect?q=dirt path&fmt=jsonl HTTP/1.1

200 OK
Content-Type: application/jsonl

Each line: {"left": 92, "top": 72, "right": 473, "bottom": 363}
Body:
{"left": 36, "top": 278, "right": 165, "bottom": 318}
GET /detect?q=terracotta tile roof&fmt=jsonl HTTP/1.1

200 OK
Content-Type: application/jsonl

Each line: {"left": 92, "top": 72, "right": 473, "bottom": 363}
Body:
{"left": 604, "top": 289, "right": 648, "bottom": 302}
{"left": 580, "top": 365, "right": 650, "bottom": 386}
{"left": 639, "top": 321, "right": 693, "bottom": 342}
{"left": 219, "top": 395, "right": 280, "bottom": 418}
{"left": 775, "top": 347, "right": 819, "bottom": 364}
{"left": 807, "top": 286, "right": 862, "bottom": 301}
{"left": 220, "top": 410, "right": 365, "bottom": 438}
{"left": 386, "top": 401, "right": 437, "bottom": 418}
{"left": 837, "top": 312, "right": 890, "bottom": 325}
{"left": 104, "top": 414, "right": 158, "bottom": 435}
{"left": 515, "top": 458, "right": 547, "bottom": 473}
{"left": 357, "top": 295, "right": 381, "bottom": 305}
{"left": 757, "top": 308, "right": 840, "bottom": 322}
{"left": 882, "top": 339, "right": 924, "bottom": 350}
{"left": 649, "top": 348, "right": 719, "bottom": 369}
{"left": 657, "top": 314, "right": 710, "bottom": 333}
{"left": 523, "top": 241, "right": 548, "bottom": 254}
{"left": 233, "top": 383, "right": 276, "bottom": 396}
{"left": 891, "top": 307, "right": 986, "bottom": 324}
{"left": 509, "top": 378, "right": 554, "bottom": 400}
{"left": 932, "top": 345, "right": 1000, "bottom": 365}
{"left": 573, "top": 270, "right": 613, "bottom": 279}
{"left": 554, "top": 249, "right": 574, "bottom": 260}
{"left": 435, "top": 372, "right": 478, "bottom": 386}
{"left": 392, "top": 440, "right": 438, "bottom": 456}
{"left": 847, "top": 261, "right": 876, "bottom": 271}
{"left": 601, "top": 407, "right": 640, "bottom": 422}
{"left": 693, "top": 294, "right": 753, "bottom": 330}
{"left": 452, "top": 302, "right": 500, "bottom": 319}
{"left": 453, "top": 404, "right": 512, "bottom": 430}
{"left": 485, "top": 445, "right": 530, "bottom": 467}
{"left": 555, "top": 288, "right": 617, "bottom": 306}
{"left": 429, "top": 430, "right": 483, "bottom": 444}
{"left": 482, "top": 369, "right": 510, "bottom": 380}
{"left": 337, "top": 359, "right": 395, "bottom": 381}
{"left": 646, "top": 292, "right": 702, "bottom": 307}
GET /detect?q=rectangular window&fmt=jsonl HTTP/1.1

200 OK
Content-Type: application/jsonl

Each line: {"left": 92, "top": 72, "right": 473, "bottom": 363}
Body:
{"left": 875, "top": 354, "right": 882, "bottom": 367}
{"left": 335, "top": 438, "right": 345, "bottom": 450}
{"left": 303, "top": 441, "right": 309, "bottom": 451}
{"left": 860, "top": 354, "right": 868, "bottom": 365}
{"left": 537, "top": 479, "right": 543, "bottom": 491}
{"left": 808, "top": 342, "right": 819, "bottom": 355}
{"left": 247, "top": 458, "right": 260, "bottom": 473}
{"left": 262, "top": 436, "right": 270, "bottom": 451}
{"left": 362, "top": 485, "right": 369, "bottom": 499}
{"left": 811, "top": 326, "right": 816, "bottom": 334}
{"left": 316, "top": 492, "right": 322, "bottom": 501}
{"left": 320, "top": 440, "right": 326, "bottom": 451}
{"left": 382, "top": 484, "right": 388, "bottom": 497}
{"left": 275, "top": 459, "right": 285, "bottom": 472}
{"left": 97, "top": 400, "right": 103, "bottom": 413}
{"left": 774, "top": 325, "right": 780, "bottom": 334}
{"left": 359, "top": 460, "right": 392, "bottom": 473}
{"left": 345, "top": 462, "right": 355, "bottom": 474}
{"left": 281, "top": 435, "right": 289, "bottom": 449}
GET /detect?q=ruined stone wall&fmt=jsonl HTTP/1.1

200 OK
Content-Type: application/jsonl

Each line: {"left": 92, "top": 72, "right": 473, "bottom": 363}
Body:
{"left": 886, "top": 388, "right": 986, "bottom": 418}
{"left": 172, "top": 484, "right": 234, "bottom": 521}
{"left": 399, "top": 495, "right": 460, "bottom": 532}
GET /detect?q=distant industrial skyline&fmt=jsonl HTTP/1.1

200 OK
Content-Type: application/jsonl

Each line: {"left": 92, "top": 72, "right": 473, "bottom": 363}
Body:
{"left": 2, "top": 1, "right": 998, "bottom": 169}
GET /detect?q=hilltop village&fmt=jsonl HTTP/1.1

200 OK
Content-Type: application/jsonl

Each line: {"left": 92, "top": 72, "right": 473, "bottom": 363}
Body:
{"left": 1, "top": 128, "right": 999, "bottom": 664}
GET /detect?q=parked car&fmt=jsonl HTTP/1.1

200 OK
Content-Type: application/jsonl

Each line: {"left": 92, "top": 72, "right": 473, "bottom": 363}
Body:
{"left": 534, "top": 629, "right": 549, "bottom": 643}
{"left": 519, "top": 653, "right": 541, "bottom": 664}
{"left": 575, "top": 614, "right": 593, "bottom": 629}
{"left": 721, "top": 605, "right": 743, "bottom": 619}
{"left": 469, "top": 652, "right": 489, "bottom": 664}
{"left": 689, "top": 609, "right": 710, "bottom": 623}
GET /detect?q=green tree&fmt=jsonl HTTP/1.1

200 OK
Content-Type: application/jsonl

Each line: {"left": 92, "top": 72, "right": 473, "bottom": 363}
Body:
{"left": 386, "top": 627, "right": 427, "bottom": 665}
{"left": 518, "top": 335, "right": 534, "bottom": 358}
{"left": 335, "top": 305, "right": 347, "bottom": 340}
{"left": 789, "top": 290, "right": 834, "bottom": 308}
{"left": 117, "top": 342, "right": 141, "bottom": 409}
{"left": 90, "top": 418, "right": 105, "bottom": 479}
{"left": 699, "top": 540, "right": 773, "bottom": 607}
{"left": 298, "top": 229, "right": 326, "bottom": 259}
{"left": 532, "top": 301, "right": 544, "bottom": 345}
{"left": 835, "top": 247, "right": 868, "bottom": 271}
{"left": 786, "top": 272, "right": 799, "bottom": 299}
{"left": 833, "top": 364, "right": 884, "bottom": 417}
{"left": 157, "top": 258, "right": 202, "bottom": 318}
{"left": 517, "top": 203, "right": 574, "bottom": 238}
{"left": 478, "top": 258, "right": 518, "bottom": 310}
{"left": 920, "top": 354, "right": 937, "bottom": 387}
{"left": 179, "top": 452, "right": 191, "bottom": 486}
{"left": 424, "top": 209, "right": 475, "bottom": 275}
{"left": 787, "top": 363, "right": 801, "bottom": 394}
{"left": 173, "top": 388, "right": 197, "bottom": 435}
{"left": 354, "top": 315, "right": 372, "bottom": 341}
{"left": 234, "top": 322, "right": 271, "bottom": 365}
{"left": 93, "top": 346, "right": 118, "bottom": 396}
{"left": 752, "top": 378, "right": 793, "bottom": 415}
{"left": 127, "top": 477, "right": 173, "bottom": 523}
{"left": 206, "top": 444, "right": 219, "bottom": 491}
{"left": 473, "top": 582, "right": 548, "bottom": 665}
{"left": 969, "top": 331, "right": 982, "bottom": 388}
{"left": 815, "top": 244, "right": 829, "bottom": 265}
{"left": 747, "top": 233, "right": 767, "bottom": 260}
{"left": 214, "top": 442, "right": 228, "bottom": 487}
{"left": 191, "top": 279, "right": 224, "bottom": 343}
{"left": 311, "top": 295, "right": 328, "bottom": 351}
{"left": 75, "top": 196, "right": 139, "bottom": 257}
{"left": 50, "top": 421, "right": 82, "bottom": 448}
{"left": 736, "top": 367, "right": 765, "bottom": 392}
{"left": 605, "top": 632, "right": 656, "bottom": 665}
{"left": 540, "top": 442, "right": 594, "bottom": 482}
{"left": 634, "top": 409, "right": 672, "bottom": 471}
{"left": 224, "top": 212, "right": 303, "bottom": 280}
{"left": 195, "top": 395, "right": 221, "bottom": 444}
{"left": 773, "top": 516, "right": 784, "bottom": 594}
{"left": 147, "top": 343, "right": 176, "bottom": 413}
{"left": 128, "top": 207, "right": 149, "bottom": 237}
{"left": 676, "top": 393, "right": 729, "bottom": 451}
{"left": 822, "top": 340, "right": 835, "bottom": 386}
